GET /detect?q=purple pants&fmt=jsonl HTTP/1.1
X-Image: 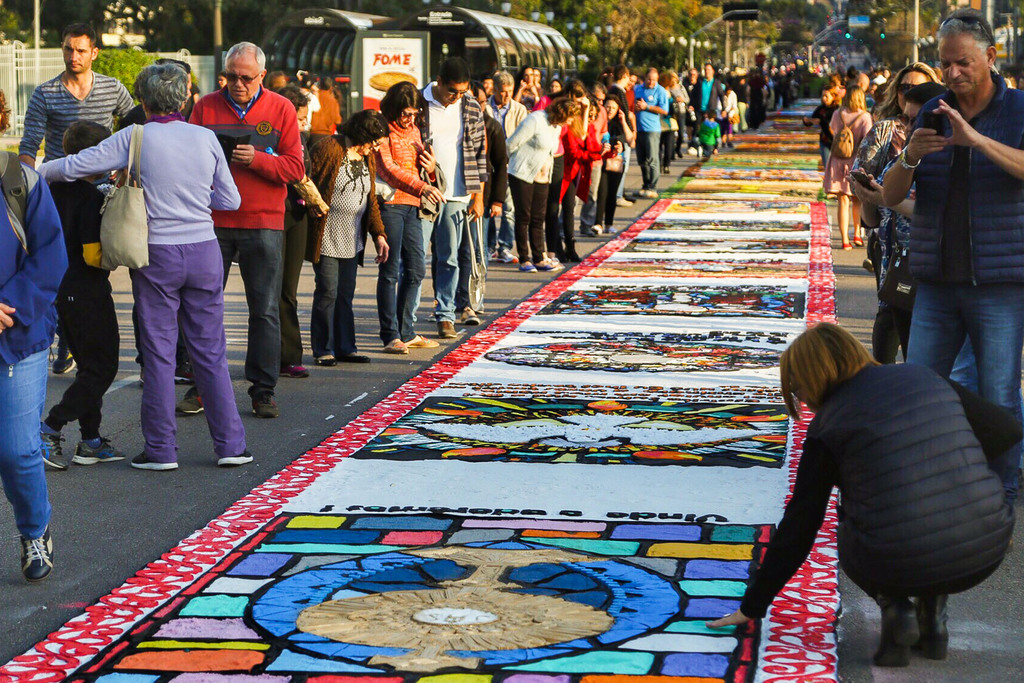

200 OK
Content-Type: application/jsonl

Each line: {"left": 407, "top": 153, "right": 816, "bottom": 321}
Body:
{"left": 131, "top": 240, "right": 246, "bottom": 463}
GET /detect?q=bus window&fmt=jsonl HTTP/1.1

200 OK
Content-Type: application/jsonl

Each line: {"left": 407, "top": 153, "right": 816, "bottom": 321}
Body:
{"left": 334, "top": 34, "right": 355, "bottom": 74}
{"left": 297, "top": 29, "right": 325, "bottom": 72}
{"left": 308, "top": 31, "right": 335, "bottom": 74}
{"left": 286, "top": 31, "right": 314, "bottom": 72}
{"left": 318, "top": 32, "right": 344, "bottom": 74}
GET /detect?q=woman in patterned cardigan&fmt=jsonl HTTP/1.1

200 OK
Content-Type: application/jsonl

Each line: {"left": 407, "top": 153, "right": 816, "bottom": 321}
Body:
{"left": 307, "top": 110, "right": 389, "bottom": 366}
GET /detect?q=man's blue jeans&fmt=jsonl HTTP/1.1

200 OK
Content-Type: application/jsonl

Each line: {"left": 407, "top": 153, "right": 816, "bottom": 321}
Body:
{"left": 487, "top": 186, "right": 515, "bottom": 254}
{"left": 378, "top": 204, "right": 428, "bottom": 344}
{"left": 637, "top": 131, "right": 662, "bottom": 191}
{"left": 908, "top": 281, "right": 1024, "bottom": 502}
{"left": 0, "top": 349, "right": 51, "bottom": 539}
{"left": 431, "top": 200, "right": 468, "bottom": 323}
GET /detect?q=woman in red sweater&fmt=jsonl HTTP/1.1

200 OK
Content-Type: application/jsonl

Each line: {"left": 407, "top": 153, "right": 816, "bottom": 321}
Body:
{"left": 374, "top": 82, "right": 445, "bottom": 354}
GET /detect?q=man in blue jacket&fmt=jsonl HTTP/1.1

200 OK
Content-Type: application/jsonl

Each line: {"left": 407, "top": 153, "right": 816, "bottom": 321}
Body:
{"left": 0, "top": 137, "right": 67, "bottom": 580}
{"left": 633, "top": 68, "right": 670, "bottom": 198}
{"left": 882, "top": 8, "right": 1024, "bottom": 504}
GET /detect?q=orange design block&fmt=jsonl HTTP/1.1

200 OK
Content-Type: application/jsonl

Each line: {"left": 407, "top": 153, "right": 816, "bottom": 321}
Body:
{"left": 114, "top": 649, "right": 263, "bottom": 672}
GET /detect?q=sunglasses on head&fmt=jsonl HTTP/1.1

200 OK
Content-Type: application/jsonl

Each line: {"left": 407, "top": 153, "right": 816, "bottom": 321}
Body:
{"left": 940, "top": 15, "right": 995, "bottom": 47}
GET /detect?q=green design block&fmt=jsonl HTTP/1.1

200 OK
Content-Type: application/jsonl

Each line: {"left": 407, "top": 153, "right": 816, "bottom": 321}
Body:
{"left": 529, "top": 538, "right": 641, "bottom": 556}
{"left": 178, "top": 595, "right": 248, "bottom": 617}
{"left": 710, "top": 525, "right": 757, "bottom": 543}
{"left": 677, "top": 579, "right": 748, "bottom": 597}
{"left": 508, "top": 651, "right": 655, "bottom": 674}
{"left": 664, "top": 620, "right": 739, "bottom": 636}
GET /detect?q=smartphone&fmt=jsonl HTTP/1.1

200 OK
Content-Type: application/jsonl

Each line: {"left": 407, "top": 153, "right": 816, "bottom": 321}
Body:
{"left": 921, "top": 111, "right": 945, "bottom": 135}
{"left": 850, "top": 169, "right": 873, "bottom": 188}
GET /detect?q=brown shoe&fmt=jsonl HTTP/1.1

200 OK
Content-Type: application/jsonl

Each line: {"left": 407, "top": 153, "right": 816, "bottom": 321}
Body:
{"left": 437, "top": 321, "right": 457, "bottom": 339}
{"left": 406, "top": 335, "right": 440, "bottom": 348}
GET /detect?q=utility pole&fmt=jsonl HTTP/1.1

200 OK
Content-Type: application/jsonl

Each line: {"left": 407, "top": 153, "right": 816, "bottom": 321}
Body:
{"left": 725, "top": 22, "right": 731, "bottom": 70}
{"left": 912, "top": 0, "right": 919, "bottom": 62}
{"left": 214, "top": 0, "right": 224, "bottom": 75}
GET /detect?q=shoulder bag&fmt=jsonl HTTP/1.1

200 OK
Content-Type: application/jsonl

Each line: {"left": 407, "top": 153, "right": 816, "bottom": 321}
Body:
{"left": 878, "top": 245, "right": 916, "bottom": 310}
{"left": 100, "top": 124, "right": 149, "bottom": 270}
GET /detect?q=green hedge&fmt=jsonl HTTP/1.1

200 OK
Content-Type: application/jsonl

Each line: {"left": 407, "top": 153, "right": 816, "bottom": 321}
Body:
{"left": 93, "top": 49, "right": 156, "bottom": 100}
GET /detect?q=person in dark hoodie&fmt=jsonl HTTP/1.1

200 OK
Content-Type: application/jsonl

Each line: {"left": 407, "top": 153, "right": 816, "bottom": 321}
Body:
{"left": 38, "top": 121, "right": 124, "bottom": 471}
{"left": 0, "top": 87, "right": 67, "bottom": 581}
{"left": 708, "top": 323, "right": 1016, "bottom": 668}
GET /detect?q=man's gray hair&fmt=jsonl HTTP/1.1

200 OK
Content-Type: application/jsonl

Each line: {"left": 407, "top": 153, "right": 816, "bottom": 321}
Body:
{"left": 225, "top": 41, "right": 267, "bottom": 70}
{"left": 493, "top": 70, "right": 514, "bottom": 89}
{"left": 937, "top": 10, "right": 995, "bottom": 51}
{"left": 134, "top": 63, "right": 190, "bottom": 115}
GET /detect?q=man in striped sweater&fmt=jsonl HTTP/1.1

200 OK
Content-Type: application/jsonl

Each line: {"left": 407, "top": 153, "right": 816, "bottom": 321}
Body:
{"left": 18, "top": 23, "right": 133, "bottom": 167}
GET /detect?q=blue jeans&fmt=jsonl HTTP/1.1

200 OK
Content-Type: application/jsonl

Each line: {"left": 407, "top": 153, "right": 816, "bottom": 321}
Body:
{"left": 616, "top": 148, "right": 631, "bottom": 200}
{"left": 819, "top": 143, "right": 831, "bottom": 169}
{"left": 216, "top": 227, "right": 284, "bottom": 398}
{"left": 311, "top": 255, "right": 360, "bottom": 358}
{"left": 430, "top": 200, "right": 468, "bottom": 323}
{"left": 908, "top": 281, "right": 1024, "bottom": 501}
{"left": 637, "top": 131, "right": 662, "bottom": 191}
{"left": 487, "top": 185, "right": 515, "bottom": 254}
{"left": 0, "top": 349, "right": 51, "bottom": 539}
{"left": 377, "top": 204, "right": 427, "bottom": 344}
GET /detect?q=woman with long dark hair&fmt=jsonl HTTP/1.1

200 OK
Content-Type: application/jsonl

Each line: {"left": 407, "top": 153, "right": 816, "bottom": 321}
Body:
{"left": 308, "top": 110, "right": 390, "bottom": 365}
{"left": 374, "top": 82, "right": 443, "bottom": 354}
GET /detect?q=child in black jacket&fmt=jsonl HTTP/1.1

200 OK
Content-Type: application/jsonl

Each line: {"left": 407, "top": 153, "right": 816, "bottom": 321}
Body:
{"left": 39, "top": 121, "right": 123, "bottom": 470}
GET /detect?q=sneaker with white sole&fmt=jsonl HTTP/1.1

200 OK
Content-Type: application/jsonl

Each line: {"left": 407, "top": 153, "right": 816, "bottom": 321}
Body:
{"left": 218, "top": 450, "right": 254, "bottom": 467}
{"left": 40, "top": 430, "right": 68, "bottom": 471}
{"left": 496, "top": 246, "right": 519, "bottom": 263}
{"left": 615, "top": 197, "right": 634, "bottom": 207}
{"left": 176, "top": 387, "right": 204, "bottom": 415}
{"left": 20, "top": 527, "right": 53, "bottom": 582}
{"left": 130, "top": 453, "right": 178, "bottom": 471}
{"left": 519, "top": 261, "right": 537, "bottom": 272}
{"left": 72, "top": 438, "right": 125, "bottom": 465}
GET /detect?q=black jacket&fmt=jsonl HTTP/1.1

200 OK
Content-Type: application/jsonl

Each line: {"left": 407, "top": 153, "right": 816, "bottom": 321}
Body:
{"left": 482, "top": 112, "right": 508, "bottom": 209}
{"left": 741, "top": 363, "right": 1016, "bottom": 617}
{"left": 686, "top": 77, "right": 726, "bottom": 115}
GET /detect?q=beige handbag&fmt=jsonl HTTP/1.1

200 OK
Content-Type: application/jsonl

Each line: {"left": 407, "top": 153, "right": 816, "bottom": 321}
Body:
{"left": 100, "top": 124, "right": 149, "bottom": 270}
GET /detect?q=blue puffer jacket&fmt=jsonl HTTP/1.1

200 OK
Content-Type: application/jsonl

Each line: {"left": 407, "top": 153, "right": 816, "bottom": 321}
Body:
{"left": 0, "top": 162, "right": 66, "bottom": 366}
{"left": 910, "top": 73, "right": 1024, "bottom": 284}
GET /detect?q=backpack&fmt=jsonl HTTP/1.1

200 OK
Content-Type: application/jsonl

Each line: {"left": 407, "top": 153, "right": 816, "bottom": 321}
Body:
{"left": 831, "top": 113, "right": 856, "bottom": 159}
{"left": 0, "top": 151, "right": 29, "bottom": 252}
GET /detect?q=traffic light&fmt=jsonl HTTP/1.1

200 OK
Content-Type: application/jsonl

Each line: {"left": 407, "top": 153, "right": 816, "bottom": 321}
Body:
{"left": 845, "top": 32, "right": 852, "bottom": 39}
{"left": 722, "top": 2, "right": 759, "bottom": 21}
{"left": 880, "top": 32, "right": 886, "bottom": 39}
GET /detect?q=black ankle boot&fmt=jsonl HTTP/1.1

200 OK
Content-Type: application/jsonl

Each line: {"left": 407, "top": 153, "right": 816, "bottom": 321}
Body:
{"left": 914, "top": 594, "right": 949, "bottom": 660}
{"left": 873, "top": 596, "right": 919, "bottom": 667}
{"left": 565, "top": 241, "right": 581, "bottom": 262}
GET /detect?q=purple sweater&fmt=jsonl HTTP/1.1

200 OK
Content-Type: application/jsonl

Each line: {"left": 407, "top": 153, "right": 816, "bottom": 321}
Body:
{"left": 38, "top": 120, "right": 240, "bottom": 245}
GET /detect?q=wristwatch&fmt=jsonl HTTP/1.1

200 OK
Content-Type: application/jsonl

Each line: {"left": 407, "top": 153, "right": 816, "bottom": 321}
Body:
{"left": 898, "top": 149, "right": 921, "bottom": 170}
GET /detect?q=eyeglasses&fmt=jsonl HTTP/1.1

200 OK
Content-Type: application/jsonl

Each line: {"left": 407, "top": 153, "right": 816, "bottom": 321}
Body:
{"left": 939, "top": 14, "right": 995, "bottom": 47}
{"left": 399, "top": 109, "right": 419, "bottom": 120}
{"left": 898, "top": 83, "right": 917, "bottom": 93}
{"left": 225, "top": 72, "right": 261, "bottom": 85}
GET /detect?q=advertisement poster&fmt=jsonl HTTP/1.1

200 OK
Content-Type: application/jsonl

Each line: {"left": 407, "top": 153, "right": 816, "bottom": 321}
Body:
{"left": 361, "top": 35, "right": 426, "bottom": 110}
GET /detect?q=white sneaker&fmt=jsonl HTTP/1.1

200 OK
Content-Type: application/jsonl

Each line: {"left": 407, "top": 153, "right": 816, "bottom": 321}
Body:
{"left": 616, "top": 197, "right": 633, "bottom": 207}
{"left": 687, "top": 147, "right": 699, "bottom": 156}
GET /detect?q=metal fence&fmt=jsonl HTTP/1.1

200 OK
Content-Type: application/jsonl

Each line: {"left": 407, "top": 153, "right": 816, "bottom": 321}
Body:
{"left": 0, "top": 43, "right": 214, "bottom": 137}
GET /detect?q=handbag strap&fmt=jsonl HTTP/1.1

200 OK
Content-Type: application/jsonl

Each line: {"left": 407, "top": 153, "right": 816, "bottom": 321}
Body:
{"left": 127, "top": 124, "right": 143, "bottom": 188}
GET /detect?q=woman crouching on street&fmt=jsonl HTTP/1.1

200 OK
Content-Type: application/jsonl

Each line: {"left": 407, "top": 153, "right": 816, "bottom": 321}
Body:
{"left": 308, "top": 110, "right": 390, "bottom": 366}
{"left": 708, "top": 323, "right": 1016, "bottom": 667}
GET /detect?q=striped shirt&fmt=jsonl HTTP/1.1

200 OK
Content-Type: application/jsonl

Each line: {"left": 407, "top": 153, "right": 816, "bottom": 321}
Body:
{"left": 19, "top": 72, "right": 134, "bottom": 162}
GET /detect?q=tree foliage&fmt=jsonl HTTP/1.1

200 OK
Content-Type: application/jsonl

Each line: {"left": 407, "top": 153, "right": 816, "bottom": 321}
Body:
{"left": 92, "top": 48, "right": 154, "bottom": 97}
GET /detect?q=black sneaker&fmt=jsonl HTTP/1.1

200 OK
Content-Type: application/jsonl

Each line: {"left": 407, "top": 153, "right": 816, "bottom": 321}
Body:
{"left": 130, "top": 453, "right": 178, "bottom": 471}
{"left": 40, "top": 430, "right": 68, "bottom": 471}
{"left": 176, "top": 387, "right": 204, "bottom": 415}
{"left": 218, "top": 450, "right": 254, "bottom": 467}
{"left": 72, "top": 437, "right": 125, "bottom": 465}
{"left": 252, "top": 394, "right": 279, "bottom": 419}
{"left": 20, "top": 527, "right": 53, "bottom": 582}
{"left": 52, "top": 348, "right": 75, "bottom": 375}
{"left": 174, "top": 359, "right": 196, "bottom": 385}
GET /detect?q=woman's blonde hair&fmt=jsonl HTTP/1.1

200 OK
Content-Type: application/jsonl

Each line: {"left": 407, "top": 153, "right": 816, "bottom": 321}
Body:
{"left": 874, "top": 62, "right": 942, "bottom": 120}
{"left": 0, "top": 89, "right": 10, "bottom": 135}
{"left": 779, "top": 322, "right": 878, "bottom": 416}
{"left": 842, "top": 85, "right": 867, "bottom": 113}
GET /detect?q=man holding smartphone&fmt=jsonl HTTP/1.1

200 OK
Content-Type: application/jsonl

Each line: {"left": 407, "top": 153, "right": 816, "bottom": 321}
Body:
{"left": 881, "top": 8, "right": 1024, "bottom": 505}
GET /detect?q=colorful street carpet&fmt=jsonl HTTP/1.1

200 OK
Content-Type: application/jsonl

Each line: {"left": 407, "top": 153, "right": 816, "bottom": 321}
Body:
{"left": 0, "top": 116, "right": 839, "bottom": 683}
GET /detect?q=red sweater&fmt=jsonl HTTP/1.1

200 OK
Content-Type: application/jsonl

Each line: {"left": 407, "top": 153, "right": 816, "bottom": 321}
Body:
{"left": 190, "top": 89, "right": 305, "bottom": 230}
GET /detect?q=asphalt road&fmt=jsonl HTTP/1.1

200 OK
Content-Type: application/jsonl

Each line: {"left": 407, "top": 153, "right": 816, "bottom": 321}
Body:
{"left": 1, "top": 156, "right": 1020, "bottom": 682}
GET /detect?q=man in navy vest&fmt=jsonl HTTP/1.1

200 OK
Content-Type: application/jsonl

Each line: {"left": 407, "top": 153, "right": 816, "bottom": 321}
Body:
{"left": 882, "top": 8, "right": 1024, "bottom": 504}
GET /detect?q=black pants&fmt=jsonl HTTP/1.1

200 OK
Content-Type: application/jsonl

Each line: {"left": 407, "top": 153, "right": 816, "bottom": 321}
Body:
{"left": 544, "top": 156, "right": 565, "bottom": 255}
{"left": 46, "top": 289, "right": 120, "bottom": 439}
{"left": 557, "top": 178, "right": 578, "bottom": 257}
{"left": 602, "top": 170, "right": 624, "bottom": 228}
{"left": 660, "top": 130, "right": 673, "bottom": 168}
{"left": 280, "top": 204, "right": 308, "bottom": 366}
{"left": 891, "top": 305, "right": 913, "bottom": 356}
{"left": 594, "top": 167, "right": 608, "bottom": 228}
{"left": 509, "top": 176, "right": 548, "bottom": 264}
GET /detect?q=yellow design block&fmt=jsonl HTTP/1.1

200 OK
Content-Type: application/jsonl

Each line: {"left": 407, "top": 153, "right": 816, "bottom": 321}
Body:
{"left": 647, "top": 543, "right": 753, "bottom": 560}
{"left": 421, "top": 676, "right": 492, "bottom": 683}
{"left": 287, "top": 515, "right": 346, "bottom": 529}
{"left": 138, "top": 641, "right": 270, "bottom": 651}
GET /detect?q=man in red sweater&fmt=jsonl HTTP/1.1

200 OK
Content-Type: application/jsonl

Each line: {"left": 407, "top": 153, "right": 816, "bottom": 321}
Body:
{"left": 189, "top": 41, "right": 304, "bottom": 419}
